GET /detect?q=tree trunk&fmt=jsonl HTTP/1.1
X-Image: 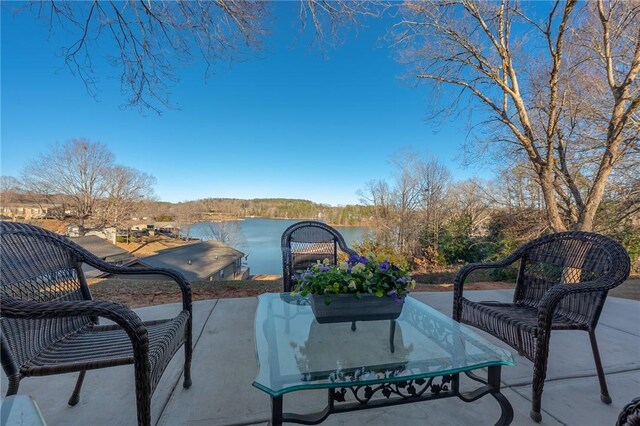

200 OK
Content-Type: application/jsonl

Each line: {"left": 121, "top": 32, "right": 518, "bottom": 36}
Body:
{"left": 539, "top": 167, "right": 567, "bottom": 232}
{"left": 577, "top": 144, "right": 621, "bottom": 232}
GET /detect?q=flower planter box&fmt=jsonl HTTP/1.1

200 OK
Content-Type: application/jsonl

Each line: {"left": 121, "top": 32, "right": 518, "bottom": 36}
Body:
{"left": 310, "top": 293, "right": 404, "bottom": 324}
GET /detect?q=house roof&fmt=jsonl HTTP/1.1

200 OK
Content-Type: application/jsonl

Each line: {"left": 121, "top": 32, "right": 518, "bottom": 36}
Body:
{"left": 69, "top": 235, "right": 136, "bottom": 279}
{"left": 154, "top": 222, "right": 180, "bottom": 229}
{"left": 140, "top": 241, "right": 245, "bottom": 282}
{"left": 70, "top": 236, "right": 132, "bottom": 261}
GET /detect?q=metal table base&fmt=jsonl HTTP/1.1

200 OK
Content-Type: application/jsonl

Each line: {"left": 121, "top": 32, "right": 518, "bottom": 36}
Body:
{"left": 270, "top": 365, "right": 513, "bottom": 426}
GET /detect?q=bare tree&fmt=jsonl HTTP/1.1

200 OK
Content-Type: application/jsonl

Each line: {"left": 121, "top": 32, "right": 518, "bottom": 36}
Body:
{"left": 23, "top": 139, "right": 112, "bottom": 234}
{"left": 18, "top": 1, "right": 382, "bottom": 113}
{"left": 96, "top": 166, "right": 157, "bottom": 228}
{"left": 199, "top": 221, "right": 248, "bottom": 252}
{"left": 172, "top": 202, "right": 201, "bottom": 240}
{"left": 359, "top": 178, "right": 394, "bottom": 246}
{"left": 416, "top": 158, "right": 451, "bottom": 254}
{"left": 298, "top": 1, "right": 382, "bottom": 46}
{"left": 447, "top": 179, "right": 492, "bottom": 236}
{"left": 21, "top": 139, "right": 154, "bottom": 234}
{"left": 0, "top": 176, "right": 25, "bottom": 205}
{"left": 388, "top": 150, "right": 425, "bottom": 254}
{"left": 395, "top": 0, "right": 640, "bottom": 231}
{"left": 489, "top": 164, "right": 545, "bottom": 211}
{"left": 359, "top": 150, "right": 453, "bottom": 257}
{"left": 21, "top": 1, "right": 269, "bottom": 113}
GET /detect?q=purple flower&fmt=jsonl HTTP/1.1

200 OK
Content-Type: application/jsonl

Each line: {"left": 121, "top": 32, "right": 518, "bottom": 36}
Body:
{"left": 348, "top": 254, "right": 360, "bottom": 264}
{"left": 378, "top": 261, "right": 390, "bottom": 272}
{"left": 318, "top": 264, "right": 331, "bottom": 272}
{"left": 358, "top": 256, "right": 369, "bottom": 265}
{"left": 295, "top": 271, "right": 310, "bottom": 281}
{"left": 396, "top": 276, "right": 409, "bottom": 284}
{"left": 387, "top": 289, "right": 405, "bottom": 304}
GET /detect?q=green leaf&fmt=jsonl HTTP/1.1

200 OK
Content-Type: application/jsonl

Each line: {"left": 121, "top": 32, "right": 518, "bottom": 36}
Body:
{"left": 356, "top": 291, "right": 362, "bottom": 299}
{"left": 324, "top": 294, "right": 331, "bottom": 305}
{"left": 375, "top": 289, "right": 384, "bottom": 297}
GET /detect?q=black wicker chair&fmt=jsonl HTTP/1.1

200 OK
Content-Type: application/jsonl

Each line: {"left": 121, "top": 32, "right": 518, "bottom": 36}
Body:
{"left": 281, "top": 221, "right": 358, "bottom": 292}
{"left": 0, "top": 221, "right": 192, "bottom": 426}
{"left": 617, "top": 397, "right": 640, "bottom": 426}
{"left": 453, "top": 231, "right": 630, "bottom": 422}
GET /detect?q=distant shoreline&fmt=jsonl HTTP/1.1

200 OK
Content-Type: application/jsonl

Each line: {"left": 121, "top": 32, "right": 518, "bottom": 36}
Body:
{"left": 195, "top": 216, "right": 371, "bottom": 228}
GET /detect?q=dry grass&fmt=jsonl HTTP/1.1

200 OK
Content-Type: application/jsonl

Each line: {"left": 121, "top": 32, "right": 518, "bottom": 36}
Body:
{"left": 89, "top": 278, "right": 282, "bottom": 307}
{"left": 89, "top": 277, "right": 515, "bottom": 308}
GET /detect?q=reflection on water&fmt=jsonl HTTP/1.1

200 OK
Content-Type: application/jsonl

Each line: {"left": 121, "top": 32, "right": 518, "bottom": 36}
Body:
{"left": 189, "top": 218, "right": 371, "bottom": 275}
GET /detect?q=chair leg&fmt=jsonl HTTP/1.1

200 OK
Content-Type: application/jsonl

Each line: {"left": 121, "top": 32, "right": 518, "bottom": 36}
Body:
{"left": 132, "top": 362, "right": 152, "bottom": 426}
{"left": 389, "top": 320, "right": 396, "bottom": 353}
{"left": 183, "top": 330, "right": 193, "bottom": 389}
{"left": 68, "top": 371, "right": 86, "bottom": 406}
{"left": 5, "top": 374, "right": 20, "bottom": 397}
{"left": 589, "top": 330, "right": 612, "bottom": 404}
{"left": 530, "top": 335, "right": 552, "bottom": 423}
{"left": 135, "top": 386, "right": 152, "bottom": 426}
{"left": 531, "top": 384, "right": 543, "bottom": 422}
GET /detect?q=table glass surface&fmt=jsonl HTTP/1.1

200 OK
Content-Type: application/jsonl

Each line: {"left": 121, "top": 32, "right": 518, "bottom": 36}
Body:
{"left": 253, "top": 294, "right": 514, "bottom": 397}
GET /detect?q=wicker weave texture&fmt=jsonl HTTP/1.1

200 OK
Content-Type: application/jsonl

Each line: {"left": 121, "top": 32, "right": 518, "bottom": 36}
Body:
{"left": 0, "top": 221, "right": 193, "bottom": 426}
{"left": 452, "top": 231, "right": 631, "bottom": 422}
{"left": 280, "top": 221, "right": 358, "bottom": 292}
{"left": 617, "top": 397, "right": 640, "bottom": 426}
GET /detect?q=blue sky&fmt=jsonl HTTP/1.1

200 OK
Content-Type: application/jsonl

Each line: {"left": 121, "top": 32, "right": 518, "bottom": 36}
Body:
{"left": 1, "top": 2, "right": 491, "bottom": 206}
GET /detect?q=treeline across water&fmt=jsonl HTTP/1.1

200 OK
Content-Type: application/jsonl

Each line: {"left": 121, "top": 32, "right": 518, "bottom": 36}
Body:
{"left": 140, "top": 198, "right": 375, "bottom": 227}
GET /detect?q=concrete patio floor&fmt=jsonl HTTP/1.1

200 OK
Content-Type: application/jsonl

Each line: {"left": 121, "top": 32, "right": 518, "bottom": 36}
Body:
{"left": 2, "top": 290, "right": 639, "bottom": 426}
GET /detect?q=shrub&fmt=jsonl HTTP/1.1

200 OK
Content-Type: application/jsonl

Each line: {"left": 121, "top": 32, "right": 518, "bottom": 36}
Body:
{"left": 351, "top": 238, "right": 409, "bottom": 270}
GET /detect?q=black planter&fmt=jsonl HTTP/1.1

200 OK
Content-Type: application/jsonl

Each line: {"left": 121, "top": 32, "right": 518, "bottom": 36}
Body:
{"left": 310, "top": 293, "right": 404, "bottom": 324}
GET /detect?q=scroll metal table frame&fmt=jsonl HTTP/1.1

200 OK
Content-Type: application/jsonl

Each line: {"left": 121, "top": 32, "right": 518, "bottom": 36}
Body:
{"left": 254, "top": 294, "right": 514, "bottom": 426}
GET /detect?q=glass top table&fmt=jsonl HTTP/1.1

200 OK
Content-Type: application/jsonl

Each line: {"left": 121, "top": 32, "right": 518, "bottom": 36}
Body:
{"left": 254, "top": 294, "right": 514, "bottom": 425}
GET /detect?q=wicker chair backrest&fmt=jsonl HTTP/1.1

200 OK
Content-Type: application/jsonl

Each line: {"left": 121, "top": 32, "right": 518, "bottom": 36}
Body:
{"left": 291, "top": 227, "right": 339, "bottom": 267}
{"left": 281, "top": 221, "right": 358, "bottom": 291}
{"left": 1, "top": 221, "right": 93, "bottom": 370}
{"left": 515, "top": 231, "right": 628, "bottom": 325}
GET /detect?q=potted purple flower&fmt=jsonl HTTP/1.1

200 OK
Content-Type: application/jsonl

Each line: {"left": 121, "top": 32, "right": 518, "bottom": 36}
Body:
{"left": 291, "top": 254, "right": 415, "bottom": 323}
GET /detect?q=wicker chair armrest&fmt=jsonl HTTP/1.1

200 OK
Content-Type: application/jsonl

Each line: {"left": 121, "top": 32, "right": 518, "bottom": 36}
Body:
{"left": 454, "top": 259, "right": 519, "bottom": 288}
{"left": 1, "top": 296, "right": 149, "bottom": 349}
{"left": 536, "top": 279, "right": 614, "bottom": 332}
{"left": 80, "top": 256, "right": 192, "bottom": 312}
{"left": 453, "top": 257, "right": 520, "bottom": 295}
{"left": 453, "top": 255, "right": 521, "bottom": 320}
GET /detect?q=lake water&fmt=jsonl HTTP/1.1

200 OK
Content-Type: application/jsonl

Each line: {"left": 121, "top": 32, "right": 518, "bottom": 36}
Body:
{"left": 189, "top": 218, "right": 371, "bottom": 275}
